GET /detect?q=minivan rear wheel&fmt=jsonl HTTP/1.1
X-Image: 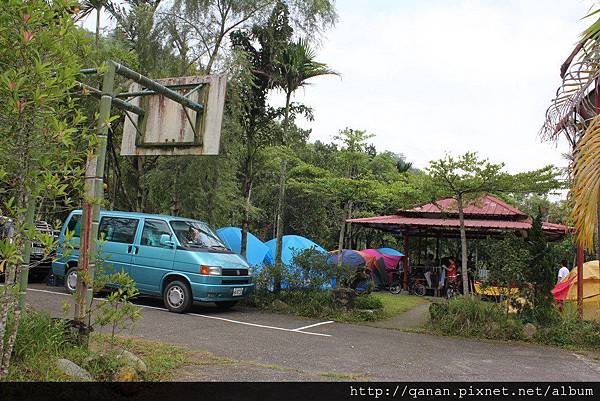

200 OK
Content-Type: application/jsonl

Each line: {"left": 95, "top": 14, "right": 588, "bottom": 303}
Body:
{"left": 163, "top": 280, "right": 192, "bottom": 313}
{"left": 65, "top": 266, "right": 78, "bottom": 294}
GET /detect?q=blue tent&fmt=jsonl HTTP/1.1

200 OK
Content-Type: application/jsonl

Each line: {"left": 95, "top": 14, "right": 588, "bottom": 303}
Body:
{"left": 326, "top": 249, "right": 366, "bottom": 267}
{"left": 378, "top": 247, "right": 405, "bottom": 257}
{"left": 263, "top": 235, "right": 327, "bottom": 267}
{"left": 216, "top": 227, "right": 269, "bottom": 268}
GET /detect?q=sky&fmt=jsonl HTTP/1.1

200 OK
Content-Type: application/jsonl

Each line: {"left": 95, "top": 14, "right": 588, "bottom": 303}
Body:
{"left": 281, "top": 0, "right": 595, "bottom": 172}
{"left": 86, "top": 0, "right": 596, "bottom": 173}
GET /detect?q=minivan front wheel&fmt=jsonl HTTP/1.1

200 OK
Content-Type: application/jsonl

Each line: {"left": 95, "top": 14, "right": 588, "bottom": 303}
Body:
{"left": 163, "top": 280, "right": 192, "bottom": 313}
{"left": 65, "top": 266, "right": 78, "bottom": 294}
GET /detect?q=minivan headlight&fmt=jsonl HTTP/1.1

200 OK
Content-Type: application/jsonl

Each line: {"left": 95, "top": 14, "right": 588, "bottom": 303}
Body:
{"left": 200, "top": 265, "right": 222, "bottom": 276}
{"left": 248, "top": 266, "right": 254, "bottom": 275}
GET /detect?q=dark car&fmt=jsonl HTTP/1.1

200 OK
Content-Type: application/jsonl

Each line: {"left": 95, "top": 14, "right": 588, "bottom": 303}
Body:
{"left": 0, "top": 216, "right": 57, "bottom": 282}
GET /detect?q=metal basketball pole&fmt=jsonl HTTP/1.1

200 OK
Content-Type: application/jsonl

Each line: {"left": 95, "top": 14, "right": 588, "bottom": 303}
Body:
{"left": 74, "top": 61, "right": 116, "bottom": 329}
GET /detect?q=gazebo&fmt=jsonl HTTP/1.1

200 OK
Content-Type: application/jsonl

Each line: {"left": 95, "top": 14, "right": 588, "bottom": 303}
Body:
{"left": 348, "top": 195, "right": 569, "bottom": 241}
{"left": 347, "top": 195, "right": 571, "bottom": 292}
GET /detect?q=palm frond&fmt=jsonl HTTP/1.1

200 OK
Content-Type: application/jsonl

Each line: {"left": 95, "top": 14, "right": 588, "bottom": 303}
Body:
{"left": 75, "top": 1, "right": 98, "bottom": 21}
{"left": 572, "top": 115, "right": 600, "bottom": 250}
{"left": 540, "top": 44, "right": 600, "bottom": 142}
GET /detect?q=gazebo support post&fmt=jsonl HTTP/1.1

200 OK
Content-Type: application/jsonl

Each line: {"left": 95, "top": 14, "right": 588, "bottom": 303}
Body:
{"left": 576, "top": 245, "right": 584, "bottom": 320}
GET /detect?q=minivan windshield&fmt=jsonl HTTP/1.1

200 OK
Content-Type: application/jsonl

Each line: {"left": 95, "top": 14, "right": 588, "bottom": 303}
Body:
{"left": 170, "top": 220, "right": 228, "bottom": 250}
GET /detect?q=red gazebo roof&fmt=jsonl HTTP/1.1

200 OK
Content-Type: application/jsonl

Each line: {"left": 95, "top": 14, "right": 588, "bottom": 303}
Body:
{"left": 407, "top": 195, "right": 527, "bottom": 218}
{"left": 348, "top": 195, "right": 570, "bottom": 240}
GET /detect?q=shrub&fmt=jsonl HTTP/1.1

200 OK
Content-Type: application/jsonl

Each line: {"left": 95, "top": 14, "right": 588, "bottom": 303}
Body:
{"left": 429, "top": 297, "right": 524, "bottom": 340}
{"left": 534, "top": 306, "right": 600, "bottom": 348}
{"left": 250, "top": 288, "right": 385, "bottom": 322}
{"left": 353, "top": 295, "right": 383, "bottom": 310}
{"left": 12, "top": 310, "right": 71, "bottom": 364}
{"left": 288, "top": 248, "right": 333, "bottom": 290}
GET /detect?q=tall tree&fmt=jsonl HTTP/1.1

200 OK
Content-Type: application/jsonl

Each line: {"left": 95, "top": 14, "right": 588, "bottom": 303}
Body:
{"left": 229, "top": 2, "right": 291, "bottom": 257}
{"left": 427, "top": 152, "right": 562, "bottom": 296}
{"left": 271, "top": 37, "right": 337, "bottom": 285}
{"left": 332, "top": 128, "right": 373, "bottom": 257}
{"left": 0, "top": 0, "right": 87, "bottom": 378}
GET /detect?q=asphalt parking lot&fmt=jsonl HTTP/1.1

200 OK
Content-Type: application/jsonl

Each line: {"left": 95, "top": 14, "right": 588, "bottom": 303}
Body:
{"left": 22, "top": 283, "right": 600, "bottom": 381}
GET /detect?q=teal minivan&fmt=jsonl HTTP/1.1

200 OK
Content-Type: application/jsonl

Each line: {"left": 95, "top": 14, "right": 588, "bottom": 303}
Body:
{"left": 52, "top": 210, "right": 254, "bottom": 313}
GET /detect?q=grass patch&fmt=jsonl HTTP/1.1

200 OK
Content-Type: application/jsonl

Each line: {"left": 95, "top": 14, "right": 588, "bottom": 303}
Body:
{"left": 6, "top": 310, "right": 195, "bottom": 381}
{"left": 371, "top": 292, "right": 426, "bottom": 318}
{"left": 428, "top": 297, "right": 600, "bottom": 350}
{"left": 428, "top": 297, "right": 524, "bottom": 341}
{"left": 249, "top": 289, "right": 387, "bottom": 322}
{"left": 92, "top": 335, "right": 196, "bottom": 381}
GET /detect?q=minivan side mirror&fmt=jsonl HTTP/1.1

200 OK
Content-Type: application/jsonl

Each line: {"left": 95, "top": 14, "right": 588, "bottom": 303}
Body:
{"left": 159, "top": 234, "right": 176, "bottom": 248}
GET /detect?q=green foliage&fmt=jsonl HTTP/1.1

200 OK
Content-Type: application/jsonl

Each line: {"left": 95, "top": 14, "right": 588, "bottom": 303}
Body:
{"left": 522, "top": 213, "right": 557, "bottom": 317}
{"left": 534, "top": 305, "right": 600, "bottom": 348}
{"left": 287, "top": 248, "right": 333, "bottom": 290}
{"left": 353, "top": 295, "right": 383, "bottom": 310}
{"left": 249, "top": 289, "right": 385, "bottom": 322}
{"left": 430, "top": 298, "right": 600, "bottom": 350}
{"left": 92, "top": 271, "right": 142, "bottom": 348}
{"left": 429, "top": 298, "right": 524, "bottom": 341}
{"left": 7, "top": 310, "right": 192, "bottom": 381}
{"left": 476, "top": 235, "right": 529, "bottom": 310}
{"left": 427, "top": 152, "right": 563, "bottom": 201}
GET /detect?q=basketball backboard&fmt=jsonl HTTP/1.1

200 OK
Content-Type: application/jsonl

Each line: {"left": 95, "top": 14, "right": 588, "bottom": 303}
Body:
{"left": 120, "top": 75, "right": 227, "bottom": 156}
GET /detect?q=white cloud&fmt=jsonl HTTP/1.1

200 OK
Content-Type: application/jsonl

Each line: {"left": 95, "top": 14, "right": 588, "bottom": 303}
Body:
{"left": 281, "top": 0, "right": 595, "bottom": 173}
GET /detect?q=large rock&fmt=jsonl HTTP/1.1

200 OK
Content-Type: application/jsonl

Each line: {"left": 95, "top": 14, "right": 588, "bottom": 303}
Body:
{"left": 116, "top": 349, "right": 147, "bottom": 373}
{"left": 57, "top": 358, "right": 92, "bottom": 381}
{"left": 523, "top": 323, "right": 537, "bottom": 340}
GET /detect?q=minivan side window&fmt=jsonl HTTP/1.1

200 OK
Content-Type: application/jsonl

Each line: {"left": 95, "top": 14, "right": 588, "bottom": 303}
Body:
{"left": 66, "top": 214, "right": 81, "bottom": 238}
{"left": 141, "top": 219, "right": 171, "bottom": 247}
{"left": 98, "top": 217, "right": 139, "bottom": 244}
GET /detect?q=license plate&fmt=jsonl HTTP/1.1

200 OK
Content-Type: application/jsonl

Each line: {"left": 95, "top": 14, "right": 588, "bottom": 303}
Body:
{"left": 32, "top": 247, "right": 44, "bottom": 255}
{"left": 232, "top": 288, "right": 243, "bottom": 296}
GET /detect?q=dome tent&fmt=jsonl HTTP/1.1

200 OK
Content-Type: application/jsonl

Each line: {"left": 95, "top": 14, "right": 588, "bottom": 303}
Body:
{"left": 552, "top": 260, "right": 600, "bottom": 321}
{"left": 263, "top": 235, "right": 328, "bottom": 290}
{"left": 216, "top": 227, "right": 269, "bottom": 269}
{"left": 326, "top": 249, "right": 389, "bottom": 289}
{"left": 263, "top": 235, "right": 327, "bottom": 267}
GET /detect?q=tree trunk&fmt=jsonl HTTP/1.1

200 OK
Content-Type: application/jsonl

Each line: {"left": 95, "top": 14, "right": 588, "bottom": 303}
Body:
{"left": 170, "top": 171, "right": 179, "bottom": 216}
{"left": 337, "top": 201, "right": 353, "bottom": 266}
{"left": 240, "top": 178, "right": 253, "bottom": 258}
{"left": 240, "top": 156, "right": 254, "bottom": 258}
{"left": 17, "top": 196, "right": 35, "bottom": 314}
{"left": 273, "top": 159, "right": 287, "bottom": 291}
{"left": 457, "top": 195, "right": 470, "bottom": 296}
{"left": 95, "top": 6, "right": 101, "bottom": 48}
{"left": 135, "top": 156, "right": 145, "bottom": 212}
{"left": 0, "top": 110, "right": 34, "bottom": 378}
{"left": 273, "top": 92, "right": 293, "bottom": 290}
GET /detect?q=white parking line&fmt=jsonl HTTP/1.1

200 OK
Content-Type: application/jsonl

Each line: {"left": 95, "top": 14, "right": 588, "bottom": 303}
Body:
{"left": 26, "top": 287, "right": 332, "bottom": 338}
{"left": 292, "top": 320, "right": 334, "bottom": 331}
{"left": 188, "top": 312, "right": 331, "bottom": 337}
